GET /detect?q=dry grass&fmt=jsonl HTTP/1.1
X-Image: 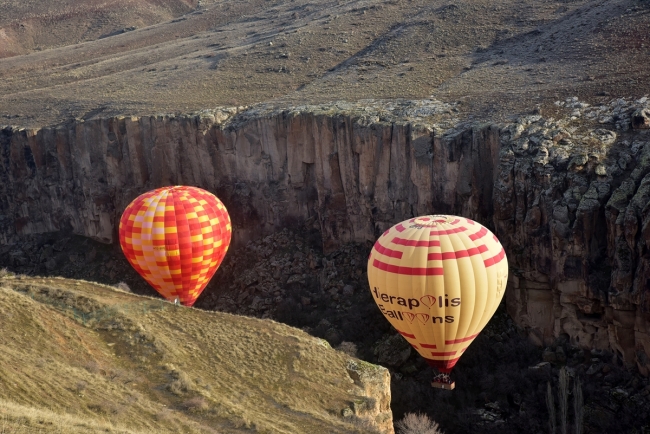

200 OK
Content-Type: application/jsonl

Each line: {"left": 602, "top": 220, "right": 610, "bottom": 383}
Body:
{"left": 0, "top": 399, "right": 140, "bottom": 434}
{"left": 0, "top": 274, "right": 381, "bottom": 433}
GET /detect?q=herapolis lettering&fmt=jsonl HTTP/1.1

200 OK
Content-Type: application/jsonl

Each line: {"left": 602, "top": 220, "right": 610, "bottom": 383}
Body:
{"left": 372, "top": 287, "right": 460, "bottom": 309}
{"left": 373, "top": 287, "right": 460, "bottom": 324}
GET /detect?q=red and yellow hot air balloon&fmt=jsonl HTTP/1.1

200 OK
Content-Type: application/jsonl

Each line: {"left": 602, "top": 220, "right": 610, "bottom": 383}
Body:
{"left": 119, "top": 186, "right": 232, "bottom": 306}
{"left": 367, "top": 215, "right": 508, "bottom": 389}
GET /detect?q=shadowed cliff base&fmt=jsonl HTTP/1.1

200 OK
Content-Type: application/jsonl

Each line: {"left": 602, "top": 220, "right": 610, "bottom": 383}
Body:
{"left": 3, "top": 228, "right": 650, "bottom": 433}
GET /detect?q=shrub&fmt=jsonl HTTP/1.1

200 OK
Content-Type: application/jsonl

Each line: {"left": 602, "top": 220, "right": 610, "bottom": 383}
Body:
{"left": 396, "top": 413, "right": 444, "bottom": 434}
{"left": 84, "top": 361, "right": 100, "bottom": 374}
{"left": 166, "top": 369, "right": 196, "bottom": 395}
{"left": 114, "top": 282, "right": 131, "bottom": 293}
{"left": 337, "top": 341, "right": 358, "bottom": 357}
{"left": 155, "top": 408, "right": 173, "bottom": 421}
{"left": 181, "top": 396, "right": 208, "bottom": 412}
{"left": 75, "top": 381, "right": 88, "bottom": 393}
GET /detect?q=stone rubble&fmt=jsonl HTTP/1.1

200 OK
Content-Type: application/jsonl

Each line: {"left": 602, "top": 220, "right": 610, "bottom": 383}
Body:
{"left": 553, "top": 96, "right": 650, "bottom": 130}
{"left": 199, "top": 228, "right": 371, "bottom": 320}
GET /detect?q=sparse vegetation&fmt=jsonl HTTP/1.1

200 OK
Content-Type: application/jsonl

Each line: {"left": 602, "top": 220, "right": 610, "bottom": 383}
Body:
{"left": 0, "top": 277, "right": 385, "bottom": 433}
{"left": 114, "top": 282, "right": 131, "bottom": 293}
{"left": 1, "top": 0, "right": 646, "bottom": 127}
{"left": 396, "top": 413, "right": 444, "bottom": 434}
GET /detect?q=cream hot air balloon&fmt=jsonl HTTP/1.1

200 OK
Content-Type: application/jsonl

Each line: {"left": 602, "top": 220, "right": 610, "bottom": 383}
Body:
{"left": 367, "top": 215, "right": 508, "bottom": 389}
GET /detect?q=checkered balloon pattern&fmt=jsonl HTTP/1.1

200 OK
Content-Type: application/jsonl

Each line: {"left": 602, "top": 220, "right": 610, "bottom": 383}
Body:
{"left": 119, "top": 186, "right": 232, "bottom": 306}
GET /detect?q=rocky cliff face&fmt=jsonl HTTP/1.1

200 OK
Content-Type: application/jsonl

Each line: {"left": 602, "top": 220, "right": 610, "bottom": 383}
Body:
{"left": 0, "top": 99, "right": 495, "bottom": 250}
{"left": 2, "top": 97, "right": 650, "bottom": 374}
{"left": 498, "top": 97, "right": 650, "bottom": 374}
{"left": 346, "top": 359, "right": 394, "bottom": 433}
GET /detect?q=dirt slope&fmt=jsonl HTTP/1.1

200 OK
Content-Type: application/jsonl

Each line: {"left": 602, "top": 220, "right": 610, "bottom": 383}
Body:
{"left": 0, "top": 273, "right": 389, "bottom": 433}
{"left": 0, "top": 0, "right": 199, "bottom": 58}
{"left": 0, "top": 0, "right": 647, "bottom": 127}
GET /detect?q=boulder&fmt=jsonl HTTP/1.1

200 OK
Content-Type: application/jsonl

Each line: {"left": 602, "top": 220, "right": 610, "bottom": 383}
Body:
{"left": 632, "top": 109, "right": 650, "bottom": 129}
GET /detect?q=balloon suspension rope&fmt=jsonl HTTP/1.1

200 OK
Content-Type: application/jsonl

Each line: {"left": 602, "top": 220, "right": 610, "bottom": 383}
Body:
{"left": 433, "top": 373, "right": 452, "bottom": 384}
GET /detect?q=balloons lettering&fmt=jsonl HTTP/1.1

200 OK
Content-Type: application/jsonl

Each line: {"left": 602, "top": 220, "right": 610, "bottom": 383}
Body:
{"left": 367, "top": 215, "right": 508, "bottom": 374}
{"left": 119, "top": 186, "right": 232, "bottom": 306}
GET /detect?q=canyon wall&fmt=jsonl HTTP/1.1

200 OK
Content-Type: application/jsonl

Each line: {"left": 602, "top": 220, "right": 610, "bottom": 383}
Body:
{"left": 496, "top": 99, "right": 650, "bottom": 375}
{"left": 0, "top": 101, "right": 498, "bottom": 250}
{"left": 2, "top": 99, "right": 650, "bottom": 373}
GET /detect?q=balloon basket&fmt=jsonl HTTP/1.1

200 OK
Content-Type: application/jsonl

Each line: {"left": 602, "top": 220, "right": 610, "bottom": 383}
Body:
{"left": 431, "top": 380, "right": 455, "bottom": 390}
{"left": 432, "top": 373, "right": 454, "bottom": 390}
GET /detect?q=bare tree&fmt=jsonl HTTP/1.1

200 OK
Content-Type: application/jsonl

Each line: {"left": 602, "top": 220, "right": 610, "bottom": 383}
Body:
{"left": 396, "top": 413, "right": 444, "bottom": 434}
{"left": 559, "top": 367, "right": 569, "bottom": 434}
{"left": 114, "top": 281, "right": 131, "bottom": 292}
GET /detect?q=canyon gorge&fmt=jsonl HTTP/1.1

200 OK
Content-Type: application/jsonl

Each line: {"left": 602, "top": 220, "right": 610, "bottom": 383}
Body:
{"left": 2, "top": 96, "right": 650, "bottom": 378}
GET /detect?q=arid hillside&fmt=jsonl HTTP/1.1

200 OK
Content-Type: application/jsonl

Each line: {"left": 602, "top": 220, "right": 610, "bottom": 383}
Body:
{"left": 0, "top": 0, "right": 200, "bottom": 58}
{"left": 0, "top": 0, "right": 648, "bottom": 127}
{"left": 0, "top": 272, "right": 392, "bottom": 434}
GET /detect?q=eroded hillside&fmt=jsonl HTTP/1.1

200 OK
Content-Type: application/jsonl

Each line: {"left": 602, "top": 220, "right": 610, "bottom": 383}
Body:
{"left": 0, "top": 273, "right": 392, "bottom": 433}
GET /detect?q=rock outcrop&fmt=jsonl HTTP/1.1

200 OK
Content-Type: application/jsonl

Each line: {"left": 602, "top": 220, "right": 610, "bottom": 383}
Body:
{"left": 345, "top": 359, "right": 394, "bottom": 433}
{"left": 499, "top": 96, "right": 650, "bottom": 374}
{"left": 2, "top": 96, "right": 650, "bottom": 374}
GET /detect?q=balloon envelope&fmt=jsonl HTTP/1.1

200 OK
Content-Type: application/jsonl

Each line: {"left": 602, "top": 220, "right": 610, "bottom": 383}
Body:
{"left": 119, "top": 186, "right": 232, "bottom": 306}
{"left": 367, "top": 215, "right": 508, "bottom": 373}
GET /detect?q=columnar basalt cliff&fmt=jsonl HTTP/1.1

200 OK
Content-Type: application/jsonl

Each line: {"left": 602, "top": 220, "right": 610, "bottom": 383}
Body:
{"left": 2, "top": 98, "right": 650, "bottom": 375}
{"left": 0, "top": 100, "right": 497, "bottom": 249}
